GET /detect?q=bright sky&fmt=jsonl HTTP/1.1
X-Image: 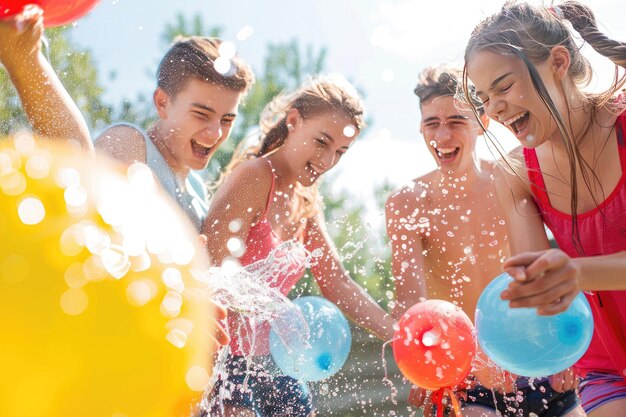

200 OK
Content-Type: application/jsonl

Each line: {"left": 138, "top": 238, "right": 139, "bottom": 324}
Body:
{"left": 70, "top": 0, "right": 625, "bottom": 219}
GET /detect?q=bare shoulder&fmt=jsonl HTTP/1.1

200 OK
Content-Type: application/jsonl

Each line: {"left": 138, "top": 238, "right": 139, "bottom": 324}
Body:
{"left": 386, "top": 174, "right": 433, "bottom": 219}
{"left": 499, "top": 146, "right": 530, "bottom": 183}
{"left": 493, "top": 146, "right": 534, "bottom": 204}
{"left": 212, "top": 158, "right": 274, "bottom": 215}
{"left": 95, "top": 124, "right": 147, "bottom": 165}
{"left": 225, "top": 158, "right": 273, "bottom": 191}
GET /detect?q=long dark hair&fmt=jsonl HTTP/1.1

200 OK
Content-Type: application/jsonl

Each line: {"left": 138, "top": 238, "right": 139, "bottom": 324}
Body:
{"left": 463, "top": 1, "right": 626, "bottom": 255}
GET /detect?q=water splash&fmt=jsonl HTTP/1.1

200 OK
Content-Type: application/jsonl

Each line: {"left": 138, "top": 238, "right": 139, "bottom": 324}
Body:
{"left": 196, "top": 240, "right": 323, "bottom": 414}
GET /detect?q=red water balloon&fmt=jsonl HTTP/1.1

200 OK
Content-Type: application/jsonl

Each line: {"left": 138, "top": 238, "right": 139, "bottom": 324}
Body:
{"left": 0, "top": 0, "right": 100, "bottom": 27}
{"left": 393, "top": 299, "right": 476, "bottom": 390}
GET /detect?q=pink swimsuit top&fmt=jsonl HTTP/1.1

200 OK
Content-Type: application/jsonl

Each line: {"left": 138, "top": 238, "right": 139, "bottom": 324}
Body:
{"left": 229, "top": 159, "right": 307, "bottom": 356}
{"left": 523, "top": 109, "right": 626, "bottom": 379}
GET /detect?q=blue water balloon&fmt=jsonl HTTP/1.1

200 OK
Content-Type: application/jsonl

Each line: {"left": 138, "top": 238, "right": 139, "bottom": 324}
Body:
{"left": 269, "top": 296, "right": 351, "bottom": 382}
{"left": 475, "top": 273, "right": 594, "bottom": 377}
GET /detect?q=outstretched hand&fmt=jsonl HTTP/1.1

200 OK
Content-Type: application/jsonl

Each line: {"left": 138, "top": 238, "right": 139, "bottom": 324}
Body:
{"left": 502, "top": 249, "right": 581, "bottom": 315}
{"left": 0, "top": 5, "right": 44, "bottom": 70}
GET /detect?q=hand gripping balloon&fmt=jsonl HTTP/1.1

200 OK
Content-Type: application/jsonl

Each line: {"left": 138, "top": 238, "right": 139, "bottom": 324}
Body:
{"left": 1, "top": 0, "right": 100, "bottom": 27}
{"left": 475, "top": 272, "right": 594, "bottom": 377}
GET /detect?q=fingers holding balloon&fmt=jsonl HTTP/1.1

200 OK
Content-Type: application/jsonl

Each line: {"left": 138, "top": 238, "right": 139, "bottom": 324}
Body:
{"left": 537, "top": 290, "right": 579, "bottom": 316}
{"left": 0, "top": 0, "right": 100, "bottom": 28}
{"left": 502, "top": 250, "right": 546, "bottom": 281}
{"left": 0, "top": 5, "right": 44, "bottom": 66}
{"left": 502, "top": 265, "right": 580, "bottom": 314}
{"left": 476, "top": 273, "right": 593, "bottom": 377}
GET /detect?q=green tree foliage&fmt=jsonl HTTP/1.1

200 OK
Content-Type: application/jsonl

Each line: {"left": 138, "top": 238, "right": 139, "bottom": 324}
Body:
{"left": 160, "top": 13, "right": 222, "bottom": 47}
{"left": 0, "top": 25, "right": 112, "bottom": 135}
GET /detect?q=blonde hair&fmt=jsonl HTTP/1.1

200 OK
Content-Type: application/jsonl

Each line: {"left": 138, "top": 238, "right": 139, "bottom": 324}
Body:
{"left": 222, "top": 74, "right": 365, "bottom": 221}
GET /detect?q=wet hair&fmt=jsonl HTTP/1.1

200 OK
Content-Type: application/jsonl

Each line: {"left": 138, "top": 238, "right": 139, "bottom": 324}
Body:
{"left": 414, "top": 65, "right": 484, "bottom": 115}
{"left": 223, "top": 74, "right": 365, "bottom": 221}
{"left": 462, "top": 1, "right": 626, "bottom": 255}
{"left": 157, "top": 36, "right": 255, "bottom": 97}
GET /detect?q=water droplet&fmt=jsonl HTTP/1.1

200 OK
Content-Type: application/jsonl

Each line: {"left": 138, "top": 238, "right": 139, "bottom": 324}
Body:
{"left": 218, "top": 41, "right": 237, "bottom": 59}
{"left": 343, "top": 124, "right": 357, "bottom": 138}
{"left": 14, "top": 131, "right": 35, "bottom": 155}
{"left": 186, "top": 365, "right": 210, "bottom": 391}
{"left": 126, "top": 280, "right": 154, "bottom": 306}
{"left": 18, "top": 196, "right": 45, "bottom": 225}
{"left": 101, "top": 244, "right": 130, "bottom": 279}
{"left": 214, "top": 56, "right": 232, "bottom": 75}
{"left": 236, "top": 25, "right": 254, "bottom": 41}
{"left": 422, "top": 329, "right": 441, "bottom": 347}
{"left": 127, "top": 163, "right": 157, "bottom": 191}
{"left": 25, "top": 151, "right": 50, "bottom": 179}
{"left": 162, "top": 268, "right": 184, "bottom": 293}
{"left": 166, "top": 328, "right": 188, "bottom": 349}
{"left": 160, "top": 291, "right": 183, "bottom": 318}
{"left": 228, "top": 219, "right": 242, "bottom": 233}
{"left": 60, "top": 288, "right": 88, "bottom": 315}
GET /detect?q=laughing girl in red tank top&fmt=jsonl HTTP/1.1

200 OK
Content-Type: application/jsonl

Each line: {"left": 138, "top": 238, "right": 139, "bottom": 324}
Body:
{"left": 201, "top": 75, "right": 396, "bottom": 417}
{"left": 464, "top": 2, "right": 626, "bottom": 416}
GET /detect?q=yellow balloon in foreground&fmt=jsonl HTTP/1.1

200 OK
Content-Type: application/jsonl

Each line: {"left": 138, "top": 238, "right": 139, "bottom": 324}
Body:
{"left": 0, "top": 135, "right": 215, "bottom": 417}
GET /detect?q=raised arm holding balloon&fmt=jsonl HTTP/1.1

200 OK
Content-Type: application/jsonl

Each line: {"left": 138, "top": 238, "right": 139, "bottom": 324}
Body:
{"left": 0, "top": 4, "right": 91, "bottom": 151}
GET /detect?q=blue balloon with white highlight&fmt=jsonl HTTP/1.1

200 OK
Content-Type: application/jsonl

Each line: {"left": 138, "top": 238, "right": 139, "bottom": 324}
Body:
{"left": 475, "top": 273, "right": 594, "bottom": 377}
{"left": 269, "top": 296, "right": 351, "bottom": 381}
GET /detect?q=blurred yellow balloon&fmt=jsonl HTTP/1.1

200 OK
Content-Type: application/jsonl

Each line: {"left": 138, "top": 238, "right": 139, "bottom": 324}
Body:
{"left": 0, "top": 134, "right": 216, "bottom": 417}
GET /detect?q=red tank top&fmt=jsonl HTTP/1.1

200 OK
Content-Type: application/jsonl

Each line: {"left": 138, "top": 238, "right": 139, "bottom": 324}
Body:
{"left": 523, "top": 110, "right": 626, "bottom": 379}
{"left": 228, "top": 159, "right": 307, "bottom": 356}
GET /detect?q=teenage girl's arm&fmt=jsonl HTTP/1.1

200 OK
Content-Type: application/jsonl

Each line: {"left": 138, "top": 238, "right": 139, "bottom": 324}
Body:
{"left": 495, "top": 149, "right": 552, "bottom": 256}
{"left": 497, "top": 147, "right": 626, "bottom": 314}
{"left": 493, "top": 153, "right": 583, "bottom": 392}
{"left": 199, "top": 159, "right": 271, "bottom": 346}
{"left": 0, "top": 6, "right": 92, "bottom": 153}
{"left": 201, "top": 158, "right": 271, "bottom": 265}
{"left": 305, "top": 211, "right": 396, "bottom": 342}
{"left": 385, "top": 185, "right": 428, "bottom": 320}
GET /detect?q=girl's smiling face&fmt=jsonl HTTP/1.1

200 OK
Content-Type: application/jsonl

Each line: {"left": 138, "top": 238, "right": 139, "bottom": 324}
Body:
{"left": 467, "top": 49, "right": 567, "bottom": 148}
{"left": 281, "top": 110, "right": 358, "bottom": 187}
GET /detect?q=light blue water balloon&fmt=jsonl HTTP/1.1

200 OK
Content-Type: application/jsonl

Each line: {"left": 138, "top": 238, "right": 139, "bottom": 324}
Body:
{"left": 269, "top": 296, "right": 351, "bottom": 382}
{"left": 475, "top": 273, "right": 594, "bottom": 377}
